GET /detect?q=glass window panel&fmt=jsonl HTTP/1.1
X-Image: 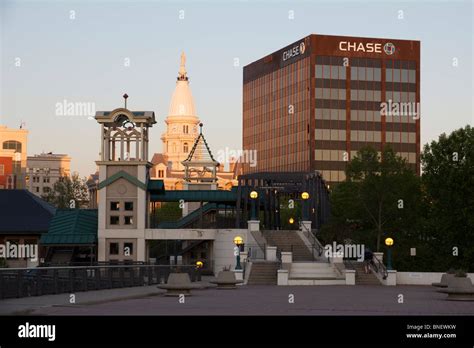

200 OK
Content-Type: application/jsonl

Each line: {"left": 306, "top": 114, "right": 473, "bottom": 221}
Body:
{"left": 331, "top": 129, "right": 338, "bottom": 140}
{"left": 374, "top": 131, "right": 381, "bottom": 142}
{"left": 331, "top": 109, "right": 338, "bottom": 120}
{"left": 386, "top": 132, "right": 393, "bottom": 142}
{"left": 351, "top": 66, "right": 358, "bottom": 80}
{"left": 374, "top": 91, "right": 381, "bottom": 101}
{"left": 409, "top": 92, "right": 416, "bottom": 102}
{"left": 366, "top": 67, "right": 374, "bottom": 81}
{"left": 323, "top": 130, "right": 331, "bottom": 140}
{"left": 409, "top": 132, "right": 416, "bottom": 143}
{"left": 331, "top": 66, "right": 339, "bottom": 79}
{"left": 401, "top": 92, "right": 408, "bottom": 102}
{"left": 374, "top": 68, "right": 381, "bottom": 81}
{"left": 316, "top": 65, "right": 323, "bottom": 78}
{"left": 358, "top": 67, "right": 365, "bottom": 80}
{"left": 358, "top": 131, "right": 365, "bottom": 141}
{"left": 366, "top": 111, "right": 374, "bottom": 121}
{"left": 351, "top": 89, "right": 358, "bottom": 101}
{"left": 339, "top": 66, "right": 346, "bottom": 79}
{"left": 408, "top": 70, "right": 416, "bottom": 83}
{"left": 316, "top": 88, "right": 323, "bottom": 99}
{"left": 323, "top": 150, "right": 330, "bottom": 161}
{"left": 323, "top": 88, "right": 330, "bottom": 99}
{"left": 351, "top": 130, "right": 357, "bottom": 141}
{"left": 401, "top": 69, "right": 409, "bottom": 83}
{"left": 315, "top": 129, "right": 323, "bottom": 140}
{"left": 331, "top": 150, "right": 338, "bottom": 161}
{"left": 339, "top": 130, "right": 346, "bottom": 140}
{"left": 323, "top": 65, "right": 331, "bottom": 78}
{"left": 339, "top": 171, "right": 346, "bottom": 181}
{"left": 323, "top": 108, "right": 331, "bottom": 120}
{"left": 366, "top": 90, "right": 374, "bottom": 101}
{"left": 393, "top": 132, "right": 401, "bottom": 142}
{"left": 366, "top": 132, "right": 374, "bottom": 142}
{"left": 339, "top": 110, "right": 346, "bottom": 120}
{"left": 401, "top": 132, "right": 408, "bottom": 142}
{"left": 393, "top": 69, "right": 400, "bottom": 82}
{"left": 352, "top": 111, "right": 358, "bottom": 120}
{"left": 409, "top": 153, "right": 416, "bottom": 163}
{"left": 315, "top": 150, "right": 323, "bottom": 160}
{"left": 315, "top": 109, "right": 323, "bottom": 119}
{"left": 393, "top": 91, "right": 401, "bottom": 102}
{"left": 339, "top": 89, "right": 346, "bottom": 100}
{"left": 386, "top": 69, "right": 392, "bottom": 82}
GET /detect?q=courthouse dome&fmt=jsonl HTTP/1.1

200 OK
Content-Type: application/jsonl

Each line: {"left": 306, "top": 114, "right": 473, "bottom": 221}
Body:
{"left": 168, "top": 52, "right": 198, "bottom": 118}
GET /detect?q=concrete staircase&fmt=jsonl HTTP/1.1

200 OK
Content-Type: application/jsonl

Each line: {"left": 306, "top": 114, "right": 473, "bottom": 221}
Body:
{"left": 288, "top": 262, "right": 345, "bottom": 285}
{"left": 352, "top": 262, "right": 382, "bottom": 285}
{"left": 263, "top": 230, "right": 314, "bottom": 261}
{"left": 247, "top": 261, "right": 279, "bottom": 285}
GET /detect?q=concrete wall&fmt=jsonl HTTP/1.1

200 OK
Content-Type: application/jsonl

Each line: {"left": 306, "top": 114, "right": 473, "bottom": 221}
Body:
{"left": 213, "top": 229, "right": 254, "bottom": 274}
{"left": 397, "top": 272, "right": 474, "bottom": 285}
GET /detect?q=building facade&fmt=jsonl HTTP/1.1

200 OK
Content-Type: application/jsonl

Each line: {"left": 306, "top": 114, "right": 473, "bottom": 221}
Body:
{"left": 243, "top": 34, "right": 420, "bottom": 184}
{"left": 151, "top": 53, "right": 238, "bottom": 190}
{"left": 0, "top": 125, "right": 29, "bottom": 188}
{"left": 26, "top": 153, "right": 71, "bottom": 197}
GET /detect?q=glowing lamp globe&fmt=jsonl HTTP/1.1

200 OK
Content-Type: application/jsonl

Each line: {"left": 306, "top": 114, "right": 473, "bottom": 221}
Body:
{"left": 233, "top": 236, "right": 243, "bottom": 246}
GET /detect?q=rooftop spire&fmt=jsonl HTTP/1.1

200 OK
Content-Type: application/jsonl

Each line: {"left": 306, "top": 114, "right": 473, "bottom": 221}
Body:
{"left": 178, "top": 52, "right": 188, "bottom": 81}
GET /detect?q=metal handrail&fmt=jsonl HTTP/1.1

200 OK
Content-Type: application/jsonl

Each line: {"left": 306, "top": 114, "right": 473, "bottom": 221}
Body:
{"left": 370, "top": 253, "right": 388, "bottom": 280}
{"left": 300, "top": 222, "right": 325, "bottom": 259}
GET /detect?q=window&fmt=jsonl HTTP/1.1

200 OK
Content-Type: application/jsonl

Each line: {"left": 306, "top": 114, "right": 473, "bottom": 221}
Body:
{"left": 124, "top": 243, "right": 134, "bottom": 256}
{"left": 124, "top": 216, "right": 133, "bottom": 225}
{"left": 125, "top": 202, "right": 133, "bottom": 211}
{"left": 183, "top": 125, "right": 189, "bottom": 134}
{"left": 2, "top": 140, "right": 22, "bottom": 152}
{"left": 110, "top": 202, "right": 120, "bottom": 211}
{"left": 110, "top": 216, "right": 119, "bottom": 225}
{"left": 109, "top": 243, "right": 119, "bottom": 255}
{"left": 183, "top": 142, "right": 189, "bottom": 153}
{"left": 0, "top": 164, "right": 4, "bottom": 175}
{"left": 35, "top": 187, "right": 39, "bottom": 193}
{"left": 43, "top": 187, "right": 50, "bottom": 193}
{"left": 43, "top": 177, "right": 50, "bottom": 183}
{"left": 315, "top": 65, "right": 323, "bottom": 78}
{"left": 158, "top": 170, "right": 164, "bottom": 178}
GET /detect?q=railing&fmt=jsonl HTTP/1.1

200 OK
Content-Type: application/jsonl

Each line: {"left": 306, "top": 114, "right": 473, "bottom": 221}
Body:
{"left": 245, "top": 243, "right": 266, "bottom": 261}
{"left": 300, "top": 224, "right": 328, "bottom": 262}
{"left": 370, "top": 253, "right": 388, "bottom": 280}
{"left": 0, "top": 264, "right": 200, "bottom": 300}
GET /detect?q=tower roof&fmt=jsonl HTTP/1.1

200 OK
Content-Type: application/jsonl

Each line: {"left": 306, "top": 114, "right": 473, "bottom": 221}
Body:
{"left": 168, "top": 52, "right": 198, "bottom": 118}
{"left": 182, "top": 123, "right": 218, "bottom": 165}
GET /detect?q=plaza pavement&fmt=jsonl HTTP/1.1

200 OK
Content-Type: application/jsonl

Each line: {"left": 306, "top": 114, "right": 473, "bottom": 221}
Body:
{"left": 3, "top": 284, "right": 474, "bottom": 316}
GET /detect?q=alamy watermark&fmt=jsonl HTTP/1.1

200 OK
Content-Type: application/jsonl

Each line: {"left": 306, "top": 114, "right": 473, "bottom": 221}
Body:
{"left": 380, "top": 100, "right": 420, "bottom": 119}
{"left": 55, "top": 99, "right": 96, "bottom": 118}
{"left": 216, "top": 147, "right": 257, "bottom": 168}
{"left": 324, "top": 242, "right": 365, "bottom": 261}
{"left": 0, "top": 242, "right": 38, "bottom": 261}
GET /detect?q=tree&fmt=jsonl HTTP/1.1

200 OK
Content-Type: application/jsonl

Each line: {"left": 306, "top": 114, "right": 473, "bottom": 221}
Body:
{"left": 421, "top": 125, "right": 474, "bottom": 271}
{"left": 42, "top": 173, "right": 89, "bottom": 209}
{"left": 323, "top": 145, "right": 422, "bottom": 252}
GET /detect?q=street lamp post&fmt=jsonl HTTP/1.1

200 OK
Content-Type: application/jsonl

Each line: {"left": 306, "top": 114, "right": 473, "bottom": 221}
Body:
{"left": 301, "top": 191, "right": 310, "bottom": 221}
{"left": 385, "top": 237, "right": 394, "bottom": 270}
{"left": 250, "top": 190, "right": 258, "bottom": 220}
{"left": 233, "top": 236, "right": 243, "bottom": 270}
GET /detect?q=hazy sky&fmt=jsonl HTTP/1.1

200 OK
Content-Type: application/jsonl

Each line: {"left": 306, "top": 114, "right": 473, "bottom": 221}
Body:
{"left": 1, "top": 0, "right": 472, "bottom": 177}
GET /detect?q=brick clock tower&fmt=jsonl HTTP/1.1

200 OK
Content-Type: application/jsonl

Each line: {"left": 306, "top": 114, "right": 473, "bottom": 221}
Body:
{"left": 95, "top": 97, "right": 156, "bottom": 262}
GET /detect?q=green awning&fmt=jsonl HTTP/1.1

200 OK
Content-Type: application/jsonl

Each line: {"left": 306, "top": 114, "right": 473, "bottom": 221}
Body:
{"left": 41, "top": 209, "right": 98, "bottom": 246}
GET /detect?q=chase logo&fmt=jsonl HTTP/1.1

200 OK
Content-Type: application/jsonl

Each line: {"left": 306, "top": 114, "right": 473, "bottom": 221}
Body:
{"left": 299, "top": 42, "right": 306, "bottom": 54}
{"left": 282, "top": 41, "right": 306, "bottom": 61}
{"left": 384, "top": 42, "right": 395, "bottom": 55}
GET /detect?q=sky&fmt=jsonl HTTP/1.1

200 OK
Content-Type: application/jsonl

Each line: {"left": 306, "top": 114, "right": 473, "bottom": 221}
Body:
{"left": 0, "top": 0, "right": 473, "bottom": 177}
